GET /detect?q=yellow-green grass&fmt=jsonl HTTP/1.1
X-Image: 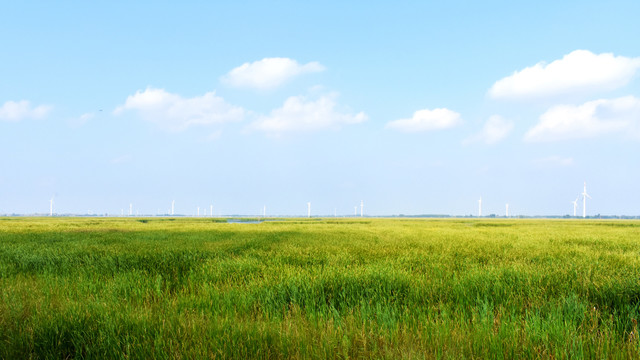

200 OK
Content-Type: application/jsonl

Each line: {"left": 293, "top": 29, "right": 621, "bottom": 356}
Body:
{"left": 0, "top": 217, "right": 639, "bottom": 358}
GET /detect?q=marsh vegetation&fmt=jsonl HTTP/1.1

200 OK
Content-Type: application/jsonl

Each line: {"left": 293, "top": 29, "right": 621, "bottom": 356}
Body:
{"left": 1, "top": 217, "right": 639, "bottom": 358}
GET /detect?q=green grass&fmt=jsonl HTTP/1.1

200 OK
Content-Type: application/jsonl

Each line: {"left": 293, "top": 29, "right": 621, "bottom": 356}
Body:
{"left": 1, "top": 217, "right": 639, "bottom": 358}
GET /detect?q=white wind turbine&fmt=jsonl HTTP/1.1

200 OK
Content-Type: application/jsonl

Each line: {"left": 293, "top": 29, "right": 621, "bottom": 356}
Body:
{"left": 571, "top": 196, "right": 579, "bottom": 217}
{"left": 582, "top": 182, "right": 591, "bottom": 218}
{"left": 49, "top": 197, "right": 54, "bottom": 216}
{"left": 307, "top": 202, "right": 311, "bottom": 218}
{"left": 360, "top": 200, "right": 364, "bottom": 217}
{"left": 478, "top": 197, "right": 482, "bottom": 217}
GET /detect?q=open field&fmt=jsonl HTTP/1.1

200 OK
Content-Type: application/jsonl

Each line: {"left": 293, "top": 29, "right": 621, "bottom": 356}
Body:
{"left": 1, "top": 217, "right": 639, "bottom": 358}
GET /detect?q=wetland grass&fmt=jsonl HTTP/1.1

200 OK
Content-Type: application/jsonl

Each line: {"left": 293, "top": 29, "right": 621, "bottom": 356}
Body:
{"left": 1, "top": 217, "right": 639, "bottom": 358}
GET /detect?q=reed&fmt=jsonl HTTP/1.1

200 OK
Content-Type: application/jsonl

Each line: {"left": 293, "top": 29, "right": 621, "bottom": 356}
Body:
{"left": 1, "top": 217, "right": 638, "bottom": 358}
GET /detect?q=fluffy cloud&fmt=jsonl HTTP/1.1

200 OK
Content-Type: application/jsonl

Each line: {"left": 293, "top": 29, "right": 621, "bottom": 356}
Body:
{"left": 525, "top": 96, "right": 640, "bottom": 142}
{"left": 0, "top": 100, "right": 51, "bottom": 121}
{"left": 248, "top": 94, "right": 367, "bottom": 135}
{"left": 386, "top": 108, "right": 462, "bottom": 132}
{"left": 464, "top": 115, "right": 514, "bottom": 144}
{"left": 114, "top": 87, "right": 244, "bottom": 131}
{"left": 489, "top": 50, "right": 640, "bottom": 100}
{"left": 222, "top": 57, "right": 325, "bottom": 89}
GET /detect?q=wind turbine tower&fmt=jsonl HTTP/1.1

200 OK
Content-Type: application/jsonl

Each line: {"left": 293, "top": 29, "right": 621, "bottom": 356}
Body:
{"left": 360, "top": 200, "right": 364, "bottom": 217}
{"left": 571, "top": 197, "right": 579, "bottom": 217}
{"left": 49, "top": 197, "right": 54, "bottom": 216}
{"left": 171, "top": 200, "right": 175, "bottom": 216}
{"left": 506, "top": 203, "right": 509, "bottom": 217}
{"left": 478, "top": 197, "right": 482, "bottom": 217}
{"left": 263, "top": 205, "right": 266, "bottom": 217}
{"left": 582, "top": 182, "right": 591, "bottom": 218}
{"left": 307, "top": 202, "right": 311, "bottom": 218}
{"left": 129, "top": 203, "right": 133, "bottom": 216}
{"left": 211, "top": 205, "right": 214, "bottom": 217}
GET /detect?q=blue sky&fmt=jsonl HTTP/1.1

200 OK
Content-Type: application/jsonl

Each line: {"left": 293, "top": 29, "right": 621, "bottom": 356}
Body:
{"left": 1, "top": 1, "right": 639, "bottom": 216}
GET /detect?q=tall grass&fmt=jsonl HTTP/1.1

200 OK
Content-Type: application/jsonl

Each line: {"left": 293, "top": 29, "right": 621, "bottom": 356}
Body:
{"left": 1, "top": 217, "right": 639, "bottom": 358}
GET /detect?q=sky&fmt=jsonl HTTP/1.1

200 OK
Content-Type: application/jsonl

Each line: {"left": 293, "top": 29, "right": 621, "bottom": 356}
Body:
{"left": 1, "top": 1, "right": 639, "bottom": 217}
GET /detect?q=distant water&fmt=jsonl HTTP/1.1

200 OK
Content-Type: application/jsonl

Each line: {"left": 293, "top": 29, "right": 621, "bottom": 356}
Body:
{"left": 226, "top": 219, "right": 263, "bottom": 224}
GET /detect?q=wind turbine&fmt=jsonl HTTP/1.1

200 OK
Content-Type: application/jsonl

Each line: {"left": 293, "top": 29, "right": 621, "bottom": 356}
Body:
{"left": 129, "top": 203, "right": 133, "bottom": 216}
{"left": 307, "top": 202, "right": 311, "bottom": 218}
{"left": 211, "top": 205, "right": 214, "bottom": 217}
{"left": 582, "top": 182, "right": 591, "bottom": 218}
{"left": 171, "top": 200, "right": 175, "bottom": 216}
{"left": 571, "top": 196, "right": 579, "bottom": 217}
{"left": 360, "top": 200, "right": 364, "bottom": 217}
{"left": 478, "top": 197, "right": 482, "bottom": 217}
{"left": 49, "top": 197, "right": 54, "bottom": 216}
{"left": 505, "top": 203, "right": 509, "bottom": 218}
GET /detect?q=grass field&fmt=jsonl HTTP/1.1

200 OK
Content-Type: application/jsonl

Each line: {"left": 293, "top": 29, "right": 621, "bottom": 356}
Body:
{"left": 1, "top": 217, "right": 639, "bottom": 358}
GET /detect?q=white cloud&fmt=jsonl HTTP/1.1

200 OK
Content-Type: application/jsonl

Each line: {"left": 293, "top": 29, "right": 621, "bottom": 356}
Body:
{"left": 248, "top": 94, "right": 367, "bottom": 135}
{"left": 489, "top": 50, "right": 640, "bottom": 100}
{"left": 222, "top": 57, "right": 325, "bottom": 89}
{"left": 68, "top": 112, "right": 94, "bottom": 127}
{"left": 0, "top": 100, "right": 51, "bottom": 121}
{"left": 114, "top": 87, "right": 244, "bottom": 131}
{"left": 524, "top": 96, "right": 640, "bottom": 142}
{"left": 533, "top": 156, "right": 574, "bottom": 167}
{"left": 386, "top": 108, "right": 462, "bottom": 132}
{"left": 464, "top": 115, "right": 514, "bottom": 144}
